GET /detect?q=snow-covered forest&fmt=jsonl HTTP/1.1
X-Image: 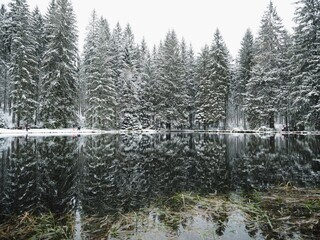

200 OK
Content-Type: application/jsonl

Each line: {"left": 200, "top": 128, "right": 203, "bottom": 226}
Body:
{"left": 0, "top": 0, "right": 319, "bottom": 130}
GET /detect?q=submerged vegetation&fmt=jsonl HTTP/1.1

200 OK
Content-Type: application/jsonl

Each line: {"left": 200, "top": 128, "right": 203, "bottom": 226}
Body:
{"left": 1, "top": 187, "right": 319, "bottom": 239}
{"left": 0, "top": 211, "right": 75, "bottom": 239}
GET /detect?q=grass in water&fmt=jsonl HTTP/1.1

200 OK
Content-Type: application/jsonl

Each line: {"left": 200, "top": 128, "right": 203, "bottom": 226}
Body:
{"left": 0, "top": 211, "right": 74, "bottom": 239}
{"left": 0, "top": 187, "right": 319, "bottom": 239}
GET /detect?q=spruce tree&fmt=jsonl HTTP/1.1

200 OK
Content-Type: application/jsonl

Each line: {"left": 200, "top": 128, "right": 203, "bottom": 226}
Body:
{"left": 109, "top": 22, "right": 124, "bottom": 128}
{"left": 85, "top": 17, "right": 115, "bottom": 129}
{"left": 290, "top": 0, "right": 320, "bottom": 130}
{"left": 118, "top": 24, "right": 140, "bottom": 129}
{"left": 195, "top": 45, "right": 211, "bottom": 129}
{"left": 209, "top": 29, "right": 230, "bottom": 129}
{"left": 30, "top": 7, "right": 45, "bottom": 125}
{"left": 246, "top": 2, "right": 288, "bottom": 129}
{"left": 157, "top": 30, "right": 185, "bottom": 129}
{"left": 196, "top": 30, "right": 230, "bottom": 129}
{"left": 180, "top": 39, "right": 193, "bottom": 128}
{"left": 82, "top": 11, "right": 100, "bottom": 128}
{"left": 138, "top": 39, "right": 154, "bottom": 128}
{"left": 8, "top": 0, "right": 37, "bottom": 127}
{"left": 40, "top": 0, "right": 78, "bottom": 128}
{"left": 185, "top": 44, "right": 196, "bottom": 129}
{"left": 235, "top": 29, "right": 254, "bottom": 129}
{"left": 80, "top": 10, "right": 99, "bottom": 126}
{"left": 0, "top": 4, "right": 10, "bottom": 113}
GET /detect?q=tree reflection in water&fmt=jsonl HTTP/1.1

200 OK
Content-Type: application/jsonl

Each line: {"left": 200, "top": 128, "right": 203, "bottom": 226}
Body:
{"left": 0, "top": 133, "right": 319, "bottom": 239}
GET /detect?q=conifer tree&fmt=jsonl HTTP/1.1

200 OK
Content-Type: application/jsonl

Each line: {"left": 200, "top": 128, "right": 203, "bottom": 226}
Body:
{"left": 290, "top": 0, "right": 320, "bottom": 130}
{"left": 118, "top": 24, "right": 140, "bottom": 129}
{"left": 209, "top": 29, "right": 230, "bottom": 129}
{"left": 196, "top": 30, "right": 230, "bottom": 129}
{"left": 80, "top": 9, "right": 99, "bottom": 124}
{"left": 0, "top": 4, "right": 10, "bottom": 112}
{"left": 235, "top": 29, "right": 254, "bottom": 129}
{"left": 138, "top": 39, "right": 154, "bottom": 128}
{"left": 85, "top": 17, "right": 115, "bottom": 129}
{"left": 181, "top": 41, "right": 196, "bottom": 129}
{"left": 30, "top": 7, "right": 45, "bottom": 125}
{"left": 8, "top": 0, "right": 37, "bottom": 127}
{"left": 40, "top": 0, "right": 78, "bottom": 128}
{"left": 157, "top": 30, "right": 185, "bottom": 129}
{"left": 109, "top": 22, "right": 124, "bottom": 128}
{"left": 195, "top": 45, "right": 211, "bottom": 129}
{"left": 246, "top": 2, "right": 288, "bottom": 129}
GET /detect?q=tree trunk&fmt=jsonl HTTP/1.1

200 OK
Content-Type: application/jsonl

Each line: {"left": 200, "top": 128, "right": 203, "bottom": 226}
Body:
{"left": 269, "top": 112, "right": 275, "bottom": 129}
{"left": 243, "top": 111, "right": 247, "bottom": 130}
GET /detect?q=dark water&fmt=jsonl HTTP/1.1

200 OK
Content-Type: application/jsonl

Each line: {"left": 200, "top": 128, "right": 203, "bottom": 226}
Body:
{"left": 0, "top": 133, "right": 319, "bottom": 239}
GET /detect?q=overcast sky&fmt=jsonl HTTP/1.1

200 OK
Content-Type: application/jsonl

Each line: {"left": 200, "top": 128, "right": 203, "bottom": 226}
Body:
{"left": 2, "top": 0, "right": 296, "bottom": 58}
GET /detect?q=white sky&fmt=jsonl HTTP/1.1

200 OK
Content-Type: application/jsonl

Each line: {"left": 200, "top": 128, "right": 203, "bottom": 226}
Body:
{"left": 1, "top": 0, "right": 296, "bottom": 58}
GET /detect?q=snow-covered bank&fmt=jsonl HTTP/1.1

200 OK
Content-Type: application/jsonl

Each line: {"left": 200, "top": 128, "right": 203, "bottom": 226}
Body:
{"left": 0, "top": 128, "right": 319, "bottom": 138}
{"left": 0, "top": 128, "right": 107, "bottom": 137}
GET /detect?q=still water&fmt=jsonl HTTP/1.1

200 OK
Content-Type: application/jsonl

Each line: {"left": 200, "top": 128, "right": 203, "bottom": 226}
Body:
{"left": 0, "top": 133, "right": 319, "bottom": 239}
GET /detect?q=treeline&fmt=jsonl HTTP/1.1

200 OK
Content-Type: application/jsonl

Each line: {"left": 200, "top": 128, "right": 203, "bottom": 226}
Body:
{"left": 0, "top": 0, "right": 78, "bottom": 128}
{"left": 0, "top": 0, "right": 319, "bottom": 130}
{"left": 81, "top": 13, "right": 229, "bottom": 130}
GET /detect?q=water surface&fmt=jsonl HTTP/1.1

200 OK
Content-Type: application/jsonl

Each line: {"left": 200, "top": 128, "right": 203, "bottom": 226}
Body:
{"left": 0, "top": 133, "right": 319, "bottom": 239}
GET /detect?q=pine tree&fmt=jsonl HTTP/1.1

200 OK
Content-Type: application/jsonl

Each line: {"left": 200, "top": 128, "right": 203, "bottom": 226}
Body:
{"left": 8, "top": 0, "right": 37, "bottom": 127}
{"left": 118, "top": 24, "right": 140, "bottom": 129}
{"left": 138, "top": 39, "right": 154, "bottom": 128}
{"left": 195, "top": 45, "right": 211, "bottom": 129}
{"left": 157, "top": 30, "right": 185, "bottom": 129}
{"left": 235, "top": 29, "right": 254, "bottom": 129}
{"left": 80, "top": 10, "right": 98, "bottom": 126}
{"left": 0, "top": 4, "right": 10, "bottom": 113}
{"left": 196, "top": 30, "right": 230, "bottom": 129}
{"left": 109, "top": 22, "right": 124, "bottom": 128}
{"left": 146, "top": 45, "right": 160, "bottom": 128}
{"left": 278, "top": 32, "right": 293, "bottom": 128}
{"left": 30, "top": 7, "right": 45, "bottom": 125}
{"left": 246, "top": 2, "right": 288, "bottom": 129}
{"left": 180, "top": 39, "right": 193, "bottom": 128}
{"left": 84, "top": 17, "right": 115, "bottom": 129}
{"left": 290, "top": 0, "right": 320, "bottom": 130}
{"left": 150, "top": 44, "right": 163, "bottom": 128}
{"left": 209, "top": 29, "right": 230, "bottom": 129}
{"left": 40, "top": 0, "right": 79, "bottom": 128}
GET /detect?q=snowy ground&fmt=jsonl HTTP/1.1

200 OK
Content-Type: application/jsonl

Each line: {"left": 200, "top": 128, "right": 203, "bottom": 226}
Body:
{"left": 0, "top": 128, "right": 319, "bottom": 138}
{"left": 0, "top": 128, "right": 108, "bottom": 137}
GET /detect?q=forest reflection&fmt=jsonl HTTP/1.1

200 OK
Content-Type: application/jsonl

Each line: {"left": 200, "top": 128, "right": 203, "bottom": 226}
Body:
{"left": 0, "top": 133, "right": 319, "bottom": 238}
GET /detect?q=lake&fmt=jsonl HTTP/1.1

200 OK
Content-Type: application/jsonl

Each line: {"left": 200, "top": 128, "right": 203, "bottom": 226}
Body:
{"left": 0, "top": 133, "right": 319, "bottom": 239}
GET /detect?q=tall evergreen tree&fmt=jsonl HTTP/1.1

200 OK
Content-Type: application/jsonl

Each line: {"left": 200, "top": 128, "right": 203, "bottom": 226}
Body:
{"left": 290, "top": 0, "right": 320, "bottom": 130}
{"left": 208, "top": 29, "right": 230, "bottom": 129}
{"left": 246, "top": 2, "right": 288, "bottom": 129}
{"left": 85, "top": 17, "right": 115, "bottom": 129}
{"left": 186, "top": 45, "right": 197, "bottom": 129}
{"left": 109, "top": 22, "right": 124, "bottom": 128}
{"left": 181, "top": 41, "right": 196, "bottom": 129}
{"left": 118, "top": 24, "right": 140, "bottom": 129}
{"left": 137, "top": 39, "right": 154, "bottom": 128}
{"left": 8, "top": 0, "right": 37, "bottom": 127}
{"left": 40, "top": 0, "right": 78, "bottom": 128}
{"left": 195, "top": 45, "right": 211, "bottom": 129}
{"left": 234, "top": 29, "right": 254, "bottom": 129}
{"left": 0, "top": 4, "right": 10, "bottom": 113}
{"left": 278, "top": 32, "right": 293, "bottom": 128}
{"left": 157, "top": 30, "right": 185, "bottom": 129}
{"left": 80, "top": 9, "right": 98, "bottom": 125}
{"left": 30, "top": 7, "right": 45, "bottom": 125}
{"left": 196, "top": 29, "right": 230, "bottom": 129}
